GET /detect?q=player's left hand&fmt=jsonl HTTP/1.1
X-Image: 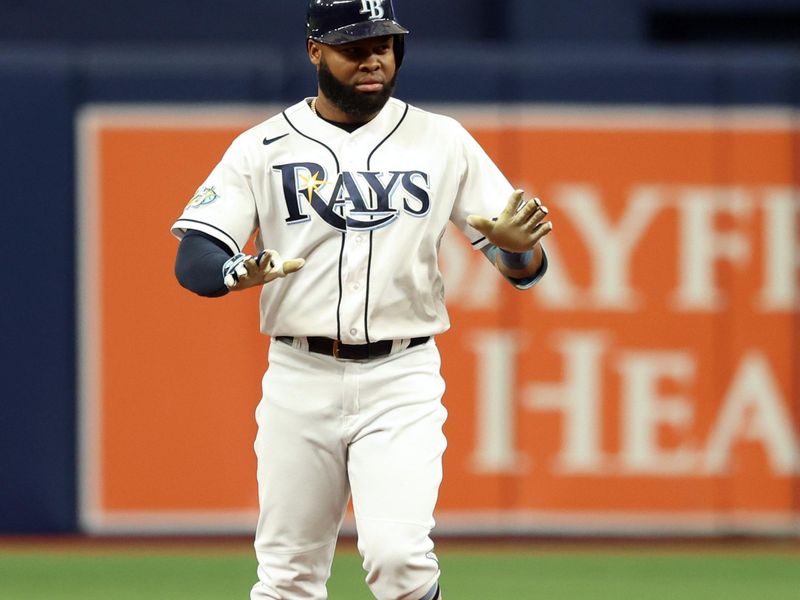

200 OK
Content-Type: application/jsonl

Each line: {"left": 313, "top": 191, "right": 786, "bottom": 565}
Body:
{"left": 467, "top": 189, "right": 552, "bottom": 253}
{"left": 223, "top": 249, "right": 305, "bottom": 291}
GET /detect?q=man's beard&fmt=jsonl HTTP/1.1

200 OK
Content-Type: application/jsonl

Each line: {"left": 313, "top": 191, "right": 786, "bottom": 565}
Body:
{"left": 318, "top": 58, "right": 396, "bottom": 122}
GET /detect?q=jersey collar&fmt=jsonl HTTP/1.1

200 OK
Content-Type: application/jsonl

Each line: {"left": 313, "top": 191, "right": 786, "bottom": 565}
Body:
{"left": 286, "top": 97, "right": 406, "bottom": 141}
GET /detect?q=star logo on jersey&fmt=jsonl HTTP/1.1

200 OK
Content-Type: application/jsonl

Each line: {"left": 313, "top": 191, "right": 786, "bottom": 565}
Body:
{"left": 299, "top": 171, "right": 330, "bottom": 203}
{"left": 273, "top": 162, "right": 431, "bottom": 232}
{"left": 186, "top": 186, "right": 220, "bottom": 209}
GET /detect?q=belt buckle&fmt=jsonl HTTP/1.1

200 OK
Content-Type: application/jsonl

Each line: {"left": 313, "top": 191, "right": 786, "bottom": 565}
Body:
{"left": 332, "top": 339, "right": 341, "bottom": 359}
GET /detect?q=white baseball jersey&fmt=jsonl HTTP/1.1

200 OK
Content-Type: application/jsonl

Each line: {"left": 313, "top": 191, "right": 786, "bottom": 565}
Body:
{"left": 171, "top": 98, "right": 514, "bottom": 343}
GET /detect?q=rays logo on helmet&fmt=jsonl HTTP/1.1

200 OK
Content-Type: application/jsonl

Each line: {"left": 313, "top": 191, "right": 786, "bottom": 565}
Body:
{"left": 359, "top": 0, "right": 385, "bottom": 20}
{"left": 274, "top": 163, "right": 430, "bottom": 232}
{"left": 186, "top": 186, "right": 220, "bottom": 209}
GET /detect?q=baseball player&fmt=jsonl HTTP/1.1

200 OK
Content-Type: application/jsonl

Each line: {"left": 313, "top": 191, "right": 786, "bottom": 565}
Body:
{"left": 172, "top": 1, "right": 551, "bottom": 598}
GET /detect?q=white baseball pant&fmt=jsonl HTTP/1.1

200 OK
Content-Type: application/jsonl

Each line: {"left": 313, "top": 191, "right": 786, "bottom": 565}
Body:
{"left": 250, "top": 338, "right": 447, "bottom": 600}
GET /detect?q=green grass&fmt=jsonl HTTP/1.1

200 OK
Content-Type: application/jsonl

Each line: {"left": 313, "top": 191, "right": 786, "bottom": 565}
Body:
{"left": 0, "top": 544, "right": 798, "bottom": 599}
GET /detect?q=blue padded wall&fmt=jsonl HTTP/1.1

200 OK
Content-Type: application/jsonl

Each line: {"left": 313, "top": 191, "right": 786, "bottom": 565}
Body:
{"left": 0, "top": 48, "right": 78, "bottom": 533}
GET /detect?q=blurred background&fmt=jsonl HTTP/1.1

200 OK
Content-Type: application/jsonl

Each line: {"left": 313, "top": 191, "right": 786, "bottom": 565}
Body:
{"left": 0, "top": 0, "right": 800, "bottom": 600}
{"left": 1, "top": 2, "right": 799, "bottom": 596}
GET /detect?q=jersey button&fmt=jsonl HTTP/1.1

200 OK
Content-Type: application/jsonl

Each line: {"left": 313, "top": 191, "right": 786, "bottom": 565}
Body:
{"left": 352, "top": 283, "right": 361, "bottom": 291}
{"left": 350, "top": 328, "right": 358, "bottom": 336}
{"left": 355, "top": 235, "right": 364, "bottom": 243}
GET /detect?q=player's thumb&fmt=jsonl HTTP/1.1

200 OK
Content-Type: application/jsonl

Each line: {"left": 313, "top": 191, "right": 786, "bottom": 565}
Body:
{"left": 467, "top": 215, "right": 493, "bottom": 236}
{"left": 282, "top": 258, "right": 306, "bottom": 275}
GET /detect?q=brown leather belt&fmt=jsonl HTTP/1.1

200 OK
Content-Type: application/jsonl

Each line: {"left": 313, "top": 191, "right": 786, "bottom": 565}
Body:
{"left": 276, "top": 336, "right": 429, "bottom": 360}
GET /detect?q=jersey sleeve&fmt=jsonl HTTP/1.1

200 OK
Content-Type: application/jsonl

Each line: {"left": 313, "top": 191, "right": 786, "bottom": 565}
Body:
{"left": 449, "top": 123, "right": 516, "bottom": 251}
{"left": 170, "top": 137, "right": 258, "bottom": 255}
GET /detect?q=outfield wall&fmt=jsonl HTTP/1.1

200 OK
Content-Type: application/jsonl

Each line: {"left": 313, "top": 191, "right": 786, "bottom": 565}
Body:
{"left": 1, "top": 44, "right": 799, "bottom": 534}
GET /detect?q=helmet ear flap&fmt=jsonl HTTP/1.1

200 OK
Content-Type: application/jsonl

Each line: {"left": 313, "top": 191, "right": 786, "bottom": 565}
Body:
{"left": 394, "top": 34, "right": 405, "bottom": 68}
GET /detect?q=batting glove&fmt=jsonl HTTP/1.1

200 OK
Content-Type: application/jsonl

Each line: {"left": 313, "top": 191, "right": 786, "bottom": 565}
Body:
{"left": 467, "top": 189, "right": 552, "bottom": 253}
{"left": 222, "top": 250, "right": 305, "bottom": 291}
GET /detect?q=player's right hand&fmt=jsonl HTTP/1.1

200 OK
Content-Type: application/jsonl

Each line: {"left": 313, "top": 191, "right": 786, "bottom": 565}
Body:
{"left": 222, "top": 250, "right": 305, "bottom": 292}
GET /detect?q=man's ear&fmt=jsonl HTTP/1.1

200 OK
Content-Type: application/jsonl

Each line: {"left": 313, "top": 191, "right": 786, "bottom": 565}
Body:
{"left": 307, "top": 39, "right": 322, "bottom": 66}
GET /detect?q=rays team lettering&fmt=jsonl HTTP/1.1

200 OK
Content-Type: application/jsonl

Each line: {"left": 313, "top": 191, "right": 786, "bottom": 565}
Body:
{"left": 359, "top": 0, "right": 385, "bottom": 20}
{"left": 274, "top": 163, "right": 430, "bottom": 232}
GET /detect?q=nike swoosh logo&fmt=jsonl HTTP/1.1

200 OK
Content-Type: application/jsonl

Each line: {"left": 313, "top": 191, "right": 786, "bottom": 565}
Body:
{"left": 263, "top": 133, "right": 289, "bottom": 146}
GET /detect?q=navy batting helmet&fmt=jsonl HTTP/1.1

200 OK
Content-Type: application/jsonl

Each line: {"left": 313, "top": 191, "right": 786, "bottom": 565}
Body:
{"left": 306, "top": 0, "right": 410, "bottom": 67}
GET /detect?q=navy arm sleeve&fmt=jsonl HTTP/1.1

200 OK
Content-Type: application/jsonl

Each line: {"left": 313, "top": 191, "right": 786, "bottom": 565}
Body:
{"left": 174, "top": 230, "right": 234, "bottom": 297}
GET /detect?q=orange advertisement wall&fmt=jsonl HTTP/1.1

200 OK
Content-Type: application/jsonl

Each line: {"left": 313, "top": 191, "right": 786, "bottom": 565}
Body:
{"left": 78, "top": 107, "right": 800, "bottom": 535}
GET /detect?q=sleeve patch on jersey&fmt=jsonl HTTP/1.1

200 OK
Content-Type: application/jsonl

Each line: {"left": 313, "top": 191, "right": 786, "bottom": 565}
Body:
{"left": 186, "top": 186, "right": 220, "bottom": 209}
